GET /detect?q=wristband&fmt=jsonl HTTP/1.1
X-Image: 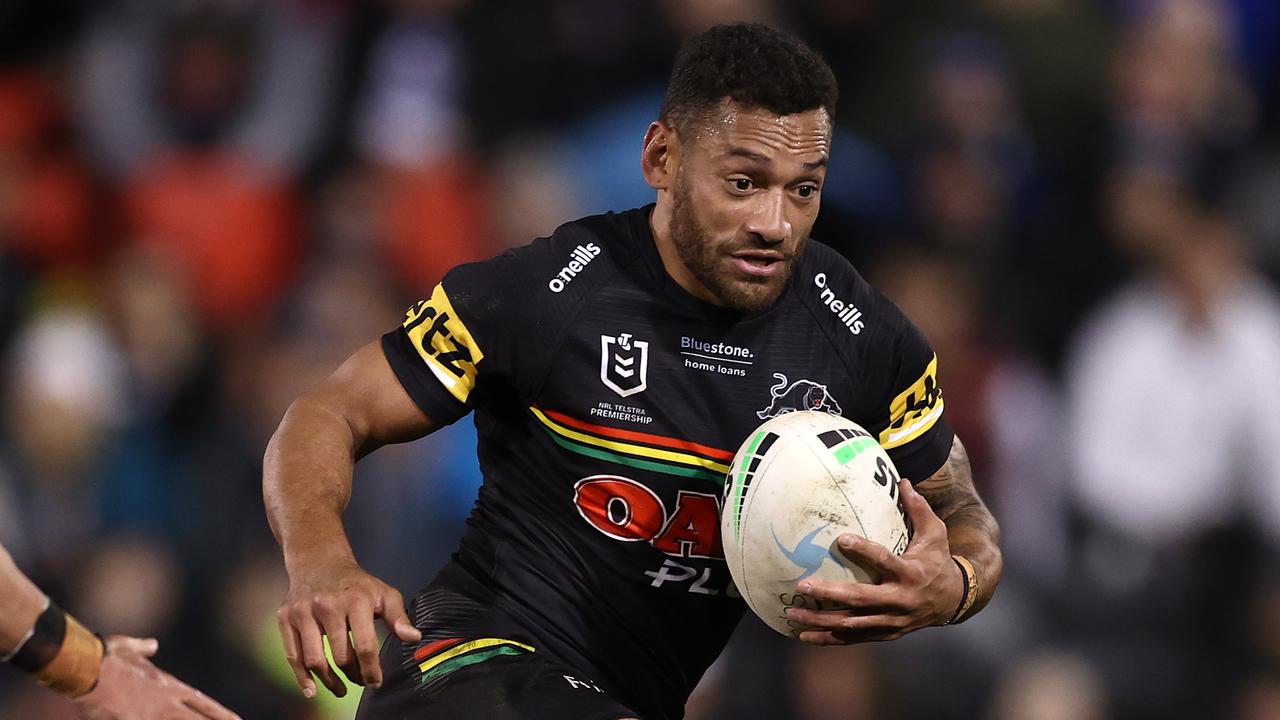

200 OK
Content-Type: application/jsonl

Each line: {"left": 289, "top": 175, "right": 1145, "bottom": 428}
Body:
{"left": 8, "top": 598, "right": 62, "bottom": 672}
{"left": 945, "top": 555, "right": 978, "bottom": 625}
{"left": 5, "top": 601, "right": 104, "bottom": 698}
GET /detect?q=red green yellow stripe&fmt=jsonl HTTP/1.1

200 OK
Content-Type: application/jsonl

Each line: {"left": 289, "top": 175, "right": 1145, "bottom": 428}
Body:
{"left": 539, "top": 407, "right": 733, "bottom": 462}
{"left": 530, "top": 407, "right": 732, "bottom": 478}
{"left": 417, "top": 637, "right": 535, "bottom": 675}
{"left": 420, "top": 645, "right": 529, "bottom": 684}
{"left": 413, "top": 638, "right": 462, "bottom": 662}
{"left": 544, "top": 431, "right": 723, "bottom": 482}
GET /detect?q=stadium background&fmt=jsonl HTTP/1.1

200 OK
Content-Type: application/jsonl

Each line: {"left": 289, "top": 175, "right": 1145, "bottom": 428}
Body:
{"left": 2, "top": 0, "right": 1279, "bottom": 718}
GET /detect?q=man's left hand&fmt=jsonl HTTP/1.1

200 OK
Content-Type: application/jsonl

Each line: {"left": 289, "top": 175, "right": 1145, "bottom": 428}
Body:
{"left": 785, "top": 479, "right": 964, "bottom": 645}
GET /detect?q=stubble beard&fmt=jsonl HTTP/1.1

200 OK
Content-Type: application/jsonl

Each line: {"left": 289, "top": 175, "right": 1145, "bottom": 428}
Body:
{"left": 669, "top": 177, "right": 801, "bottom": 314}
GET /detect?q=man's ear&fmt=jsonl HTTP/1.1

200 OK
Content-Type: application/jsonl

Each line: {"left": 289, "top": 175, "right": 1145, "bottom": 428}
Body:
{"left": 641, "top": 120, "right": 679, "bottom": 191}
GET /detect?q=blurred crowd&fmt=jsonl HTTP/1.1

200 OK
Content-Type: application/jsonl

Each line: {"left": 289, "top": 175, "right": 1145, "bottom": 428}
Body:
{"left": 1, "top": 0, "right": 1279, "bottom": 718}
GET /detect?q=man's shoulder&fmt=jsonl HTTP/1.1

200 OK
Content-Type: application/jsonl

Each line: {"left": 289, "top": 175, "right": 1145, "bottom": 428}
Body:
{"left": 448, "top": 207, "right": 644, "bottom": 297}
{"left": 788, "top": 239, "right": 922, "bottom": 362}
{"left": 791, "top": 239, "right": 878, "bottom": 336}
{"left": 437, "top": 207, "right": 648, "bottom": 336}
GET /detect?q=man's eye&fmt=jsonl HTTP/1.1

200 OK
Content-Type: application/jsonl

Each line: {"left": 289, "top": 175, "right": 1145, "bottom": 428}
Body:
{"left": 797, "top": 185, "right": 819, "bottom": 198}
{"left": 732, "top": 178, "right": 753, "bottom": 192}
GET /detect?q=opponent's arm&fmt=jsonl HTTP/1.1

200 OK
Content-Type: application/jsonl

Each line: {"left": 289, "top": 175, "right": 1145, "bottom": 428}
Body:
{"left": 1, "top": 545, "right": 240, "bottom": 720}
{"left": 264, "top": 341, "right": 433, "bottom": 698}
{"left": 0, "top": 543, "right": 46, "bottom": 655}
{"left": 786, "top": 436, "right": 1003, "bottom": 644}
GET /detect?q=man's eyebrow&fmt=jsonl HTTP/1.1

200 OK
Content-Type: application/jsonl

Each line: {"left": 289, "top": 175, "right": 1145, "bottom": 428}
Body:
{"left": 722, "top": 147, "right": 829, "bottom": 171}
{"left": 724, "top": 147, "right": 771, "bottom": 164}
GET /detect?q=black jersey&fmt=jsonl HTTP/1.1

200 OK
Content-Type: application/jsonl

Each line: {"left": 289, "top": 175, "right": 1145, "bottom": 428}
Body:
{"left": 381, "top": 205, "right": 953, "bottom": 719}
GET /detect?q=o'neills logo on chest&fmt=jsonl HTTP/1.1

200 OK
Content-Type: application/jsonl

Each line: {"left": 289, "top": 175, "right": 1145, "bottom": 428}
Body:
{"left": 548, "top": 243, "right": 602, "bottom": 293}
{"left": 813, "top": 272, "right": 865, "bottom": 335}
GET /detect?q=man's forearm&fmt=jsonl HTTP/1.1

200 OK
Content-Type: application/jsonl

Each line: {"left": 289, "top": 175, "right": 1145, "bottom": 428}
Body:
{"left": 0, "top": 545, "right": 48, "bottom": 655}
{"left": 915, "top": 437, "right": 1003, "bottom": 620}
{"left": 263, "top": 395, "right": 364, "bottom": 575}
{"left": 1, "top": 545, "right": 106, "bottom": 698}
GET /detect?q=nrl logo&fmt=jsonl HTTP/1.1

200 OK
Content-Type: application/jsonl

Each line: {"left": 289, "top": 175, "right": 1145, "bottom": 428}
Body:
{"left": 600, "top": 333, "right": 649, "bottom": 398}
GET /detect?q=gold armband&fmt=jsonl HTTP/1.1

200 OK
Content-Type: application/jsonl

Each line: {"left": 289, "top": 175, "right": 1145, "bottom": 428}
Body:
{"left": 7, "top": 601, "right": 104, "bottom": 699}
{"left": 945, "top": 555, "right": 978, "bottom": 625}
{"left": 37, "top": 613, "right": 104, "bottom": 698}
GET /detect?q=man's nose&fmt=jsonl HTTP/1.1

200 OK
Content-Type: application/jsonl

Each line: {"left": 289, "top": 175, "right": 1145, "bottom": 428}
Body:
{"left": 745, "top": 190, "right": 791, "bottom": 245}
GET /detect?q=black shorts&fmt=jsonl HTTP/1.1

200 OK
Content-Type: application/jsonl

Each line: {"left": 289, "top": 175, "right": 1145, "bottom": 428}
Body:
{"left": 355, "top": 574, "right": 641, "bottom": 720}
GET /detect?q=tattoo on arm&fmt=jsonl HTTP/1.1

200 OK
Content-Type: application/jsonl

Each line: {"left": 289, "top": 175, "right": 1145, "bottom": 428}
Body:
{"left": 914, "top": 437, "right": 1003, "bottom": 618}
{"left": 915, "top": 438, "right": 996, "bottom": 530}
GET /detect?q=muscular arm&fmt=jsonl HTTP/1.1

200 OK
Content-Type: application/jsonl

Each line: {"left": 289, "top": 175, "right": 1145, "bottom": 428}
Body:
{"left": 263, "top": 340, "right": 434, "bottom": 575}
{"left": 264, "top": 340, "right": 434, "bottom": 698}
{"left": 913, "top": 436, "right": 1003, "bottom": 620}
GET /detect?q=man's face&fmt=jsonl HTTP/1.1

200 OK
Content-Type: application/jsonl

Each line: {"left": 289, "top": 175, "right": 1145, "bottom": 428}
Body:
{"left": 668, "top": 102, "right": 831, "bottom": 313}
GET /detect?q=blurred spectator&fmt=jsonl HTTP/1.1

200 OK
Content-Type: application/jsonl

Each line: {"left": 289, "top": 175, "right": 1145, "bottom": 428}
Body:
{"left": 462, "top": 0, "right": 671, "bottom": 145}
{"left": 987, "top": 650, "right": 1108, "bottom": 720}
{"left": 0, "top": 71, "right": 98, "bottom": 270}
{"left": 1071, "top": 176, "right": 1280, "bottom": 547}
{"left": 103, "top": 244, "right": 205, "bottom": 418}
{"left": 73, "top": 536, "right": 181, "bottom": 640}
{"left": 377, "top": 158, "right": 497, "bottom": 291}
{"left": 3, "top": 300, "right": 127, "bottom": 578}
{"left": 77, "top": 0, "right": 344, "bottom": 178}
{"left": 78, "top": 1, "right": 346, "bottom": 333}
{"left": 490, "top": 137, "right": 586, "bottom": 246}
{"left": 1065, "top": 165, "right": 1280, "bottom": 716}
{"left": 123, "top": 152, "right": 298, "bottom": 334}
{"left": 1109, "top": 0, "right": 1256, "bottom": 184}
{"left": 355, "top": 2, "right": 466, "bottom": 171}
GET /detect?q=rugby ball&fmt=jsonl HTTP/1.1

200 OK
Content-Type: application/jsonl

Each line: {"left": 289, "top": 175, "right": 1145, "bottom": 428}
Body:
{"left": 721, "top": 410, "right": 910, "bottom": 638}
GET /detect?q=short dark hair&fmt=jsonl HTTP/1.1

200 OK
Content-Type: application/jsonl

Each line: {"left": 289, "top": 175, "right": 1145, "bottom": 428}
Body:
{"left": 659, "top": 23, "right": 838, "bottom": 136}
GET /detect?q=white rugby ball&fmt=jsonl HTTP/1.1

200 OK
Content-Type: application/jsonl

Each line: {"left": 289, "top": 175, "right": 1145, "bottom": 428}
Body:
{"left": 721, "top": 410, "right": 910, "bottom": 638}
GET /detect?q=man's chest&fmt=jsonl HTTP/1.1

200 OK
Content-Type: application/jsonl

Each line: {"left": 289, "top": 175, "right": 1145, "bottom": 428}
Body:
{"left": 532, "top": 293, "right": 855, "bottom": 463}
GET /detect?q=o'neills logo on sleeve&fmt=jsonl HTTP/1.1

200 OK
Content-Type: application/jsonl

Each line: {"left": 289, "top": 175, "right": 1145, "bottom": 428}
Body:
{"left": 813, "top": 273, "right": 865, "bottom": 335}
{"left": 548, "top": 243, "right": 602, "bottom": 293}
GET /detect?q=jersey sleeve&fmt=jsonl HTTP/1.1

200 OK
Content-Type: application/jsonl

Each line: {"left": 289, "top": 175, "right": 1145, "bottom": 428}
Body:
{"left": 868, "top": 321, "right": 954, "bottom": 481}
{"left": 803, "top": 240, "right": 955, "bottom": 481}
{"left": 381, "top": 244, "right": 563, "bottom": 425}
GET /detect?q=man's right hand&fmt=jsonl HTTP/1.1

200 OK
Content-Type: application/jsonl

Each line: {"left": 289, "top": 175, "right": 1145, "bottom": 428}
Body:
{"left": 276, "top": 561, "right": 422, "bottom": 698}
{"left": 74, "top": 636, "right": 241, "bottom": 720}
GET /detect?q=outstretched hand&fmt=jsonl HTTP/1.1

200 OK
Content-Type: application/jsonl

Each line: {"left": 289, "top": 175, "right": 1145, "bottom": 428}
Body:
{"left": 276, "top": 561, "right": 422, "bottom": 698}
{"left": 786, "top": 479, "right": 964, "bottom": 645}
{"left": 74, "top": 636, "right": 241, "bottom": 720}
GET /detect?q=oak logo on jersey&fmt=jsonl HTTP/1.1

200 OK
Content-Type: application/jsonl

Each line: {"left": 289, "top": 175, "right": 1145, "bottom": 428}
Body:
{"left": 756, "top": 373, "right": 843, "bottom": 420}
{"left": 600, "top": 333, "right": 649, "bottom": 398}
{"left": 573, "top": 475, "right": 723, "bottom": 559}
{"left": 879, "top": 354, "right": 943, "bottom": 450}
{"left": 402, "top": 283, "right": 484, "bottom": 403}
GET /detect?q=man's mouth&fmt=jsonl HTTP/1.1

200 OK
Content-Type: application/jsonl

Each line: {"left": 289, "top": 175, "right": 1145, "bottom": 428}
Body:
{"left": 729, "top": 250, "right": 787, "bottom": 278}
